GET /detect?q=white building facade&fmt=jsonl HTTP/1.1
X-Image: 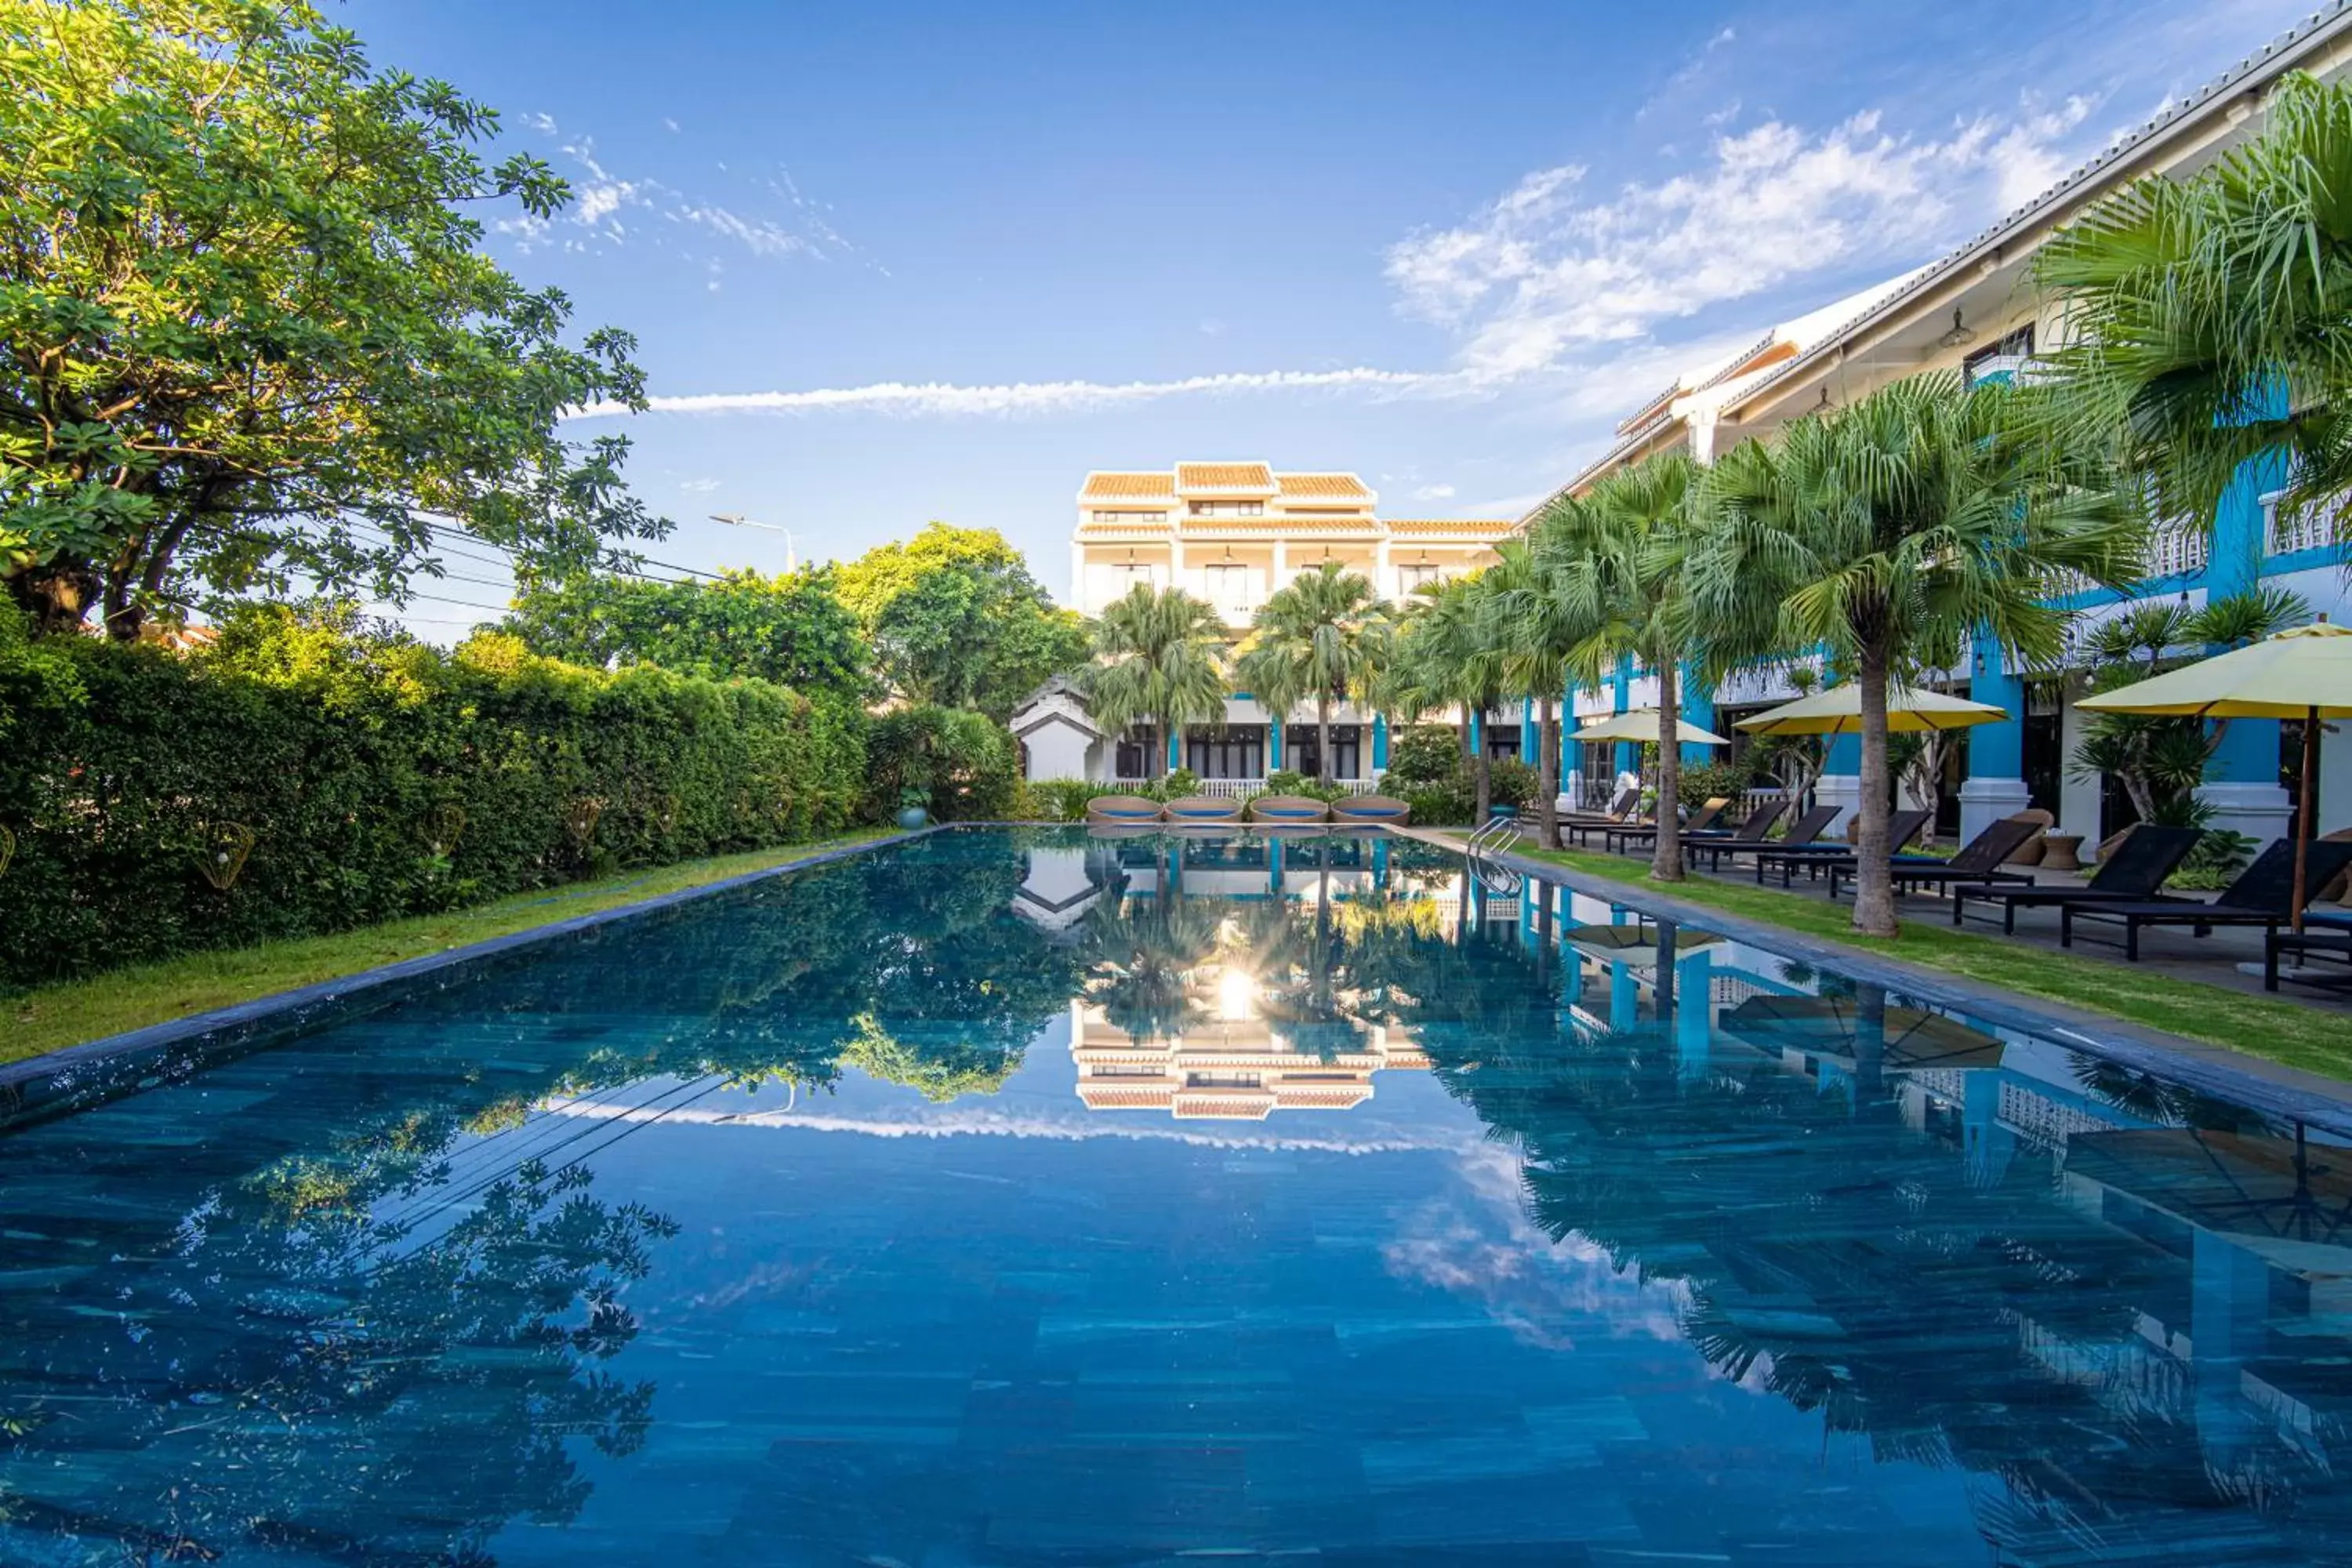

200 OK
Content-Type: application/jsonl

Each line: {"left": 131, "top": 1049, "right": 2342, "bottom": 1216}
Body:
{"left": 1019, "top": 461, "right": 1518, "bottom": 793}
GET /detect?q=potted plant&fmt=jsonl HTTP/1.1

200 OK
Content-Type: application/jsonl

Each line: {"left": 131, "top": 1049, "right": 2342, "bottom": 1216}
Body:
{"left": 895, "top": 786, "right": 931, "bottom": 830}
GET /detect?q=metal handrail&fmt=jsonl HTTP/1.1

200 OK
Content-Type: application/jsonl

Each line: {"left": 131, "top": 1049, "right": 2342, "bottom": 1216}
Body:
{"left": 1465, "top": 811, "right": 1526, "bottom": 894}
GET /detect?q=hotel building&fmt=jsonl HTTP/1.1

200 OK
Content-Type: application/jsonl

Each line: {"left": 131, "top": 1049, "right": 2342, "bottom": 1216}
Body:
{"left": 1542, "top": 9, "right": 2352, "bottom": 851}
{"left": 1023, "top": 461, "right": 1517, "bottom": 790}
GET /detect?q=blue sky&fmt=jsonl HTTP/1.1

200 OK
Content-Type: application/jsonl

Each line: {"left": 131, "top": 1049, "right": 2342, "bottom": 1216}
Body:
{"left": 346, "top": 0, "right": 2313, "bottom": 619}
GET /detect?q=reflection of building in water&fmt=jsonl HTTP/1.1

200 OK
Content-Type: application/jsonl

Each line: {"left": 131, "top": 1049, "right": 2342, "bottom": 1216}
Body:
{"left": 1011, "top": 844, "right": 1114, "bottom": 931}
{"left": 1070, "top": 996, "right": 1429, "bottom": 1120}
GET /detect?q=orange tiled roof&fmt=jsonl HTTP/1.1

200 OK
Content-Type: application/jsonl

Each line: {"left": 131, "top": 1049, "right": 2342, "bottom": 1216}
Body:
{"left": 1082, "top": 471, "right": 1176, "bottom": 499}
{"left": 1175, "top": 461, "right": 1276, "bottom": 494}
{"left": 1383, "top": 517, "right": 1517, "bottom": 537}
{"left": 1183, "top": 517, "right": 1377, "bottom": 534}
{"left": 1276, "top": 472, "right": 1370, "bottom": 499}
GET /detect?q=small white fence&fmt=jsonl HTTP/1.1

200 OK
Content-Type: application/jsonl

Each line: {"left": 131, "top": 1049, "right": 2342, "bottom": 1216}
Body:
{"left": 1114, "top": 777, "right": 1386, "bottom": 799}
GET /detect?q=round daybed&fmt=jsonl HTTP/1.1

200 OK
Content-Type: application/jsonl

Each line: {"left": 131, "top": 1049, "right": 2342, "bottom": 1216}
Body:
{"left": 1163, "top": 795, "right": 1243, "bottom": 826}
{"left": 1330, "top": 794, "right": 1410, "bottom": 827}
{"left": 1085, "top": 795, "right": 1165, "bottom": 826}
{"left": 1247, "top": 794, "right": 1330, "bottom": 827}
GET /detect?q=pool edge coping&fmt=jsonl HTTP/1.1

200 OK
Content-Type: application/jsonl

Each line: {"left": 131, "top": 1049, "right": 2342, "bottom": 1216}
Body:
{"left": 1399, "top": 826, "right": 2352, "bottom": 1136}
{"left": 0, "top": 829, "right": 931, "bottom": 1106}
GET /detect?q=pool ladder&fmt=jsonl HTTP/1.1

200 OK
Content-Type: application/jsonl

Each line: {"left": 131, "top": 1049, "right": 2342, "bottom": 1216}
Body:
{"left": 1465, "top": 811, "right": 1526, "bottom": 895}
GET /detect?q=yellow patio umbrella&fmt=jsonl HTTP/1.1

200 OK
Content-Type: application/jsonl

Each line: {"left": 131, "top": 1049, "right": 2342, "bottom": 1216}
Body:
{"left": 2077, "top": 619, "right": 2352, "bottom": 931}
{"left": 1734, "top": 682, "right": 2011, "bottom": 735}
{"left": 1570, "top": 707, "right": 1731, "bottom": 746}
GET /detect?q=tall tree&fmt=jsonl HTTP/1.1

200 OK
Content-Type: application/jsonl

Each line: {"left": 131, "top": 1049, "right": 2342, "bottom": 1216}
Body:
{"left": 1696, "top": 373, "right": 2140, "bottom": 935}
{"left": 2033, "top": 70, "right": 2352, "bottom": 554}
{"left": 833, "top": 523, "right": 1087, "bottom": 720}
{"left": 1233, "top": 563, "right": 1385, "bottom": 783}
{"left": 1480, "top": 539, "right": 1592, "bottom": 848}
{"left": 1082, "top": 583, "right": 1227, "bottom": 784}
{"left": 502, "top": 568, "right": 867, "bottom": 699}
{"left": 0, "top": 0, "right": 663, "bottom": 638}
{"left": 1528, "top": 452, "right": 1706, "bottom": 880}
{"left": 1381, "top": 575, "right": 1509, "bottom": 822}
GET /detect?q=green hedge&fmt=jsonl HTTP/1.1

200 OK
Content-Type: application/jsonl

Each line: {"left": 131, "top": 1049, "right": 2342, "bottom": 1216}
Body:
{"left": 0, "top": 606, "right": 866, "bottom": 988}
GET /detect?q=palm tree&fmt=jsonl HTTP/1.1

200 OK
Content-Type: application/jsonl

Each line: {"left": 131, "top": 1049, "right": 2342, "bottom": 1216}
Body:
{"left": 2033, "top": 70, "right": 2352, "bottom": 553}
{"left": 1695, "top": 372, "right": 2140, "bottom": 936}
{"left": 1083, "top": 583, "right": 1228, "bottom": 785}
{"left": 1528, "top": 451, "right": 1706, "bottom": 880}
{"left": 1480, "top": 538, "right": 1595, "bottom": 849}
{"left": 1233, "top": 563, "right": 1385, "bottom": 785}
{"left": 1382, "top": 575, "right": 1510, "bottom": 821}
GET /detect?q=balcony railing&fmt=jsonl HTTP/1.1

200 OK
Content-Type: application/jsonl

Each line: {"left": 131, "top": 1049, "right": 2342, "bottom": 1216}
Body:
{"left": 2145, "top": 517, "right": 2209, "bottom": 579}
{"left": 2263, "top": 488, "right": 2344, "bottom": 557}
{"left": 1113, "top": 777, "right": 1385, "bottom": 798}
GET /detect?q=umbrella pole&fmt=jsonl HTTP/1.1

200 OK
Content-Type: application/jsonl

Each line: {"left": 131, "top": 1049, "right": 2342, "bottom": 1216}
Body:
{"left": 2294, "top": 702, "right": 2317, "bottom": 937}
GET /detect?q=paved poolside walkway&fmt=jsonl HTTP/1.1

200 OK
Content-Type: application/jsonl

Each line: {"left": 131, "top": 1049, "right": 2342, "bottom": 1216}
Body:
{"left": 1555, "top": 834, "right": 2352, "bottom": 1015}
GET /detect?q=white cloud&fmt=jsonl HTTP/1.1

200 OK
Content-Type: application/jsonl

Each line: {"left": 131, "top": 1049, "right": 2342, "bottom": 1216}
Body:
{"left": 566, "top": 366, "right": 1475, "bottom": 422}
{"left": 1413, "top": 482, "right": 1457, "bottom": 501}
{"left": 524, "top": 111, "right": 559, "bottom": 135}
{"left": 679, "top": 477, "right": 722, "bottom": 493}
{"left": 1386, "top": 101, "right": 2098, "bottom": 378}
{"left": 662, "top": 116, "right": 681, "bottom": 132}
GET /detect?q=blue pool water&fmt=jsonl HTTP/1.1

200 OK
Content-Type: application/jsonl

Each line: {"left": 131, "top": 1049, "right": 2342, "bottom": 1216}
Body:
{"left": 4, "top": 827, "right": 2351, "bottom": 1566}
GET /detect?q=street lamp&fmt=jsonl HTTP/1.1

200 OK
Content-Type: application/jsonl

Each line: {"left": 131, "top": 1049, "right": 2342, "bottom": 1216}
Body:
{"left": 709, "top": 513, "right": 797, "bottom": 572}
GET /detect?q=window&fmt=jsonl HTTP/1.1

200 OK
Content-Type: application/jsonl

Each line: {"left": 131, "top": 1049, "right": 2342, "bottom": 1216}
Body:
{"left": 1962, "top": 325, "right": 2034, "bottom": 384}
{"left": 1188, "top": 500, "right": 1265, "bottom": 517}
{"left": 1092, "top": 509, "right": 1167, "bottom": 524}
{"left": 1108, "top": 561, "right": 1157, "bottom": 590}
{"left": 1203, "top": 562, "right": 1251, "bottom": 612}
{"left": 1186, "top": 724, "right": 1265, "bottom": 781}
{"left": 1114, "top": 725, "right": 1161, "bottom": 780}
{"left": 1285, "top": 724, "right": 1363, "bottom": 781}
{"left": 1396, "top": 562, "right": 1443, "bottom": 597}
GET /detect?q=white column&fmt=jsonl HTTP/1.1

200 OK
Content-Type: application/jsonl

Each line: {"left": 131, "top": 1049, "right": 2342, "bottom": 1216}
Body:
{"left": 1374, "top": 536, "right": 1393, "bottom": 598}
{"left": 1816, "top": 774, "right": 1864, "bottom": 836}
{"left": 2057, "top": 678, "right": 2104, "bottom": 851}
{"left": 2196, "top": 781, "right": 2294, "bottom": 848}
{"left": 1958, "top": 777, "right": 2034, "bottom": 847}
{"left": 2324, "top": 716, "right": 2352, "bottom": 839}
{"left": 1271, "top": 538, "right": 1287, "bottom": 594}
{"left": 1168, "top": 534, "right": 1185, "bottom": 594}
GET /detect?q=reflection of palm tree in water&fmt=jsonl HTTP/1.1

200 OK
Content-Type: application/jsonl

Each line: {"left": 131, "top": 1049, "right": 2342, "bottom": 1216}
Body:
{"left": 1424, "top": 1018, "right": 2352, "bottom": 1561}
{"left": 1080, "top": 851, "right": 1222, "bottom": 1044}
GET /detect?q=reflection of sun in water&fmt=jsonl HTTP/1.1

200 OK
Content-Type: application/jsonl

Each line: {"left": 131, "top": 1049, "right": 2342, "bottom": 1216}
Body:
{"left": 1218, "top": 964, "right": 1257, "bottom": 1022}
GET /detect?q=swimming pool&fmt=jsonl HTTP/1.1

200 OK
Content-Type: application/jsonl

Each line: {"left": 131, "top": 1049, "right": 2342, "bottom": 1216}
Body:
{"left": 3, "top": 826, "right": 2349, "bottom": 1565}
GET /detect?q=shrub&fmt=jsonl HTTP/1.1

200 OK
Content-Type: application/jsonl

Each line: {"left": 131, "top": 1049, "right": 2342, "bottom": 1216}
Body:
{"left": 1399, "top": 785, "right": 1476, "bottom": 826}
{"left": 866, "top": 705, "right": 1019, "bottom": 822}
{"left": 1487, "top": 757, "right": 1538, "bottom": 808}
{"left": 1264, "top": 768, "right": 1347, "bottom": 804}
{"left": 1023, "top": 779, "right": 1098, "bottom": 822}
{"left": 1159, "top": 768, "right": 1200, "bottom": 799}
{"left": 1385, "top": 724, "right": 1465, "bottom": 786}
{"left": 0, "top": 604, "right": 867, "bottom": 988}
{"left": 1676, "top": 757, "right": 1757, "bottom": 810}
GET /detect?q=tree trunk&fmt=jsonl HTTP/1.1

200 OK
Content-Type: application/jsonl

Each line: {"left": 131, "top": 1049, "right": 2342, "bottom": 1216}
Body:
{"left": 1852, "top": 642, "right": 1898, "bottom": 938}
{"left": 1316, "top": 697, "right": 1332, "bottom": 784}
{"left": 1535, "top": 695, "right": 1560, "bottom": 848}
{"left": 1650, "top": 661, "right": 1685, "bottom": 882}
{"left": 1474, "top": 725, "right": 1492, "bottom": 824}
{"left": 8, "top": 563, "right": 102, "bottom": 637}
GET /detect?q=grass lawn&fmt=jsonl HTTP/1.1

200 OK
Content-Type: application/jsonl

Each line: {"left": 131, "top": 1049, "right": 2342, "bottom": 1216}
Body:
{"left": 1500, "top": 840, "right": 2352, "bottom": 1083}
{"left": 2, "top": 831, "right": 891, "bottom": 1066}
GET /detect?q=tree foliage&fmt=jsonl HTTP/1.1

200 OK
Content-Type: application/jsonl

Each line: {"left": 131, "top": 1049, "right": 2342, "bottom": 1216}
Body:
{"left": 502, "top": 567, "right": 868, "bottom": 701}
{"left": 1697, "top": 374, "right": 2140, "bottom": 935}
{"left": 1081, "top": 583, "right": 1228, "bottom": 782}
{"left": 833, "top": 523, "right": 1087, "bottom": 720}
{"left": 0, "top": 0, "right": 664, "bottom": 637}
{"left": 1233, "top": 562, "right": 1387, "bottom": 782}
{"left": 2033, "top": 70, "right": 2352, "bottom": 549}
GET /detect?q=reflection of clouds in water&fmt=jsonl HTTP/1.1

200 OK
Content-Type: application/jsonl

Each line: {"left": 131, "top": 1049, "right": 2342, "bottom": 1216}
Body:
{"left": 543, "top": 1096, "right": 1474, "bottom": 1158}
{"left": 1384, "top": 1142, "right": 1688, "bottom": 1350}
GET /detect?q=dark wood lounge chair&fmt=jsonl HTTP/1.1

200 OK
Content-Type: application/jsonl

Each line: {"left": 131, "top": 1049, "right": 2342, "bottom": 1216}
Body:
{"left": 2265, "top": 927, "right": 2352, "bottom": 992}
{"left": 1562, "top": 789, "right": 1642, "bottom": 848}
{"left": 1745, "top": 808, "right": 1928, "bottom": 886}
{"left": 1602, "top": 797, "right": 1730, "bottom": 855}
{"left": 1947, "top": 824, "right": 2200, "bottom": 932}
{"left": 1674, "top": 798, "right": 1801, "bottom": 872}
{"left": 1825, "top": 816, "right": 2043, "bottom": 902}
{"left": 2060, "top": 839, "right": 2352, "bottom": 961}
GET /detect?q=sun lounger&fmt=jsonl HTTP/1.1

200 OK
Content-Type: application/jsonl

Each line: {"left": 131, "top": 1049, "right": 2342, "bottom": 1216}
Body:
{"left": 1563, "top": 789, "right": 1643, "bottom": 848}
{"left": 1825, "top": 816, "right": 2043, "bottom": 902}
{"left": 1744, "top": 808, "right": 1928, "bottom": 885}
{"left": 1602, "top": 797, "right": 1730, "bottom": 855}
{"left": 2060, "top": 839, "right": 2352, "bottom": 961}
{"left": 2265, "top": 928, "right": 2352, "bottom": 992}
{"left": 1947, "top": 824, "right": 2199, "bottom": 931}
{"left": 1672, "top": 797, "right": 1793, "bottom": 871}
